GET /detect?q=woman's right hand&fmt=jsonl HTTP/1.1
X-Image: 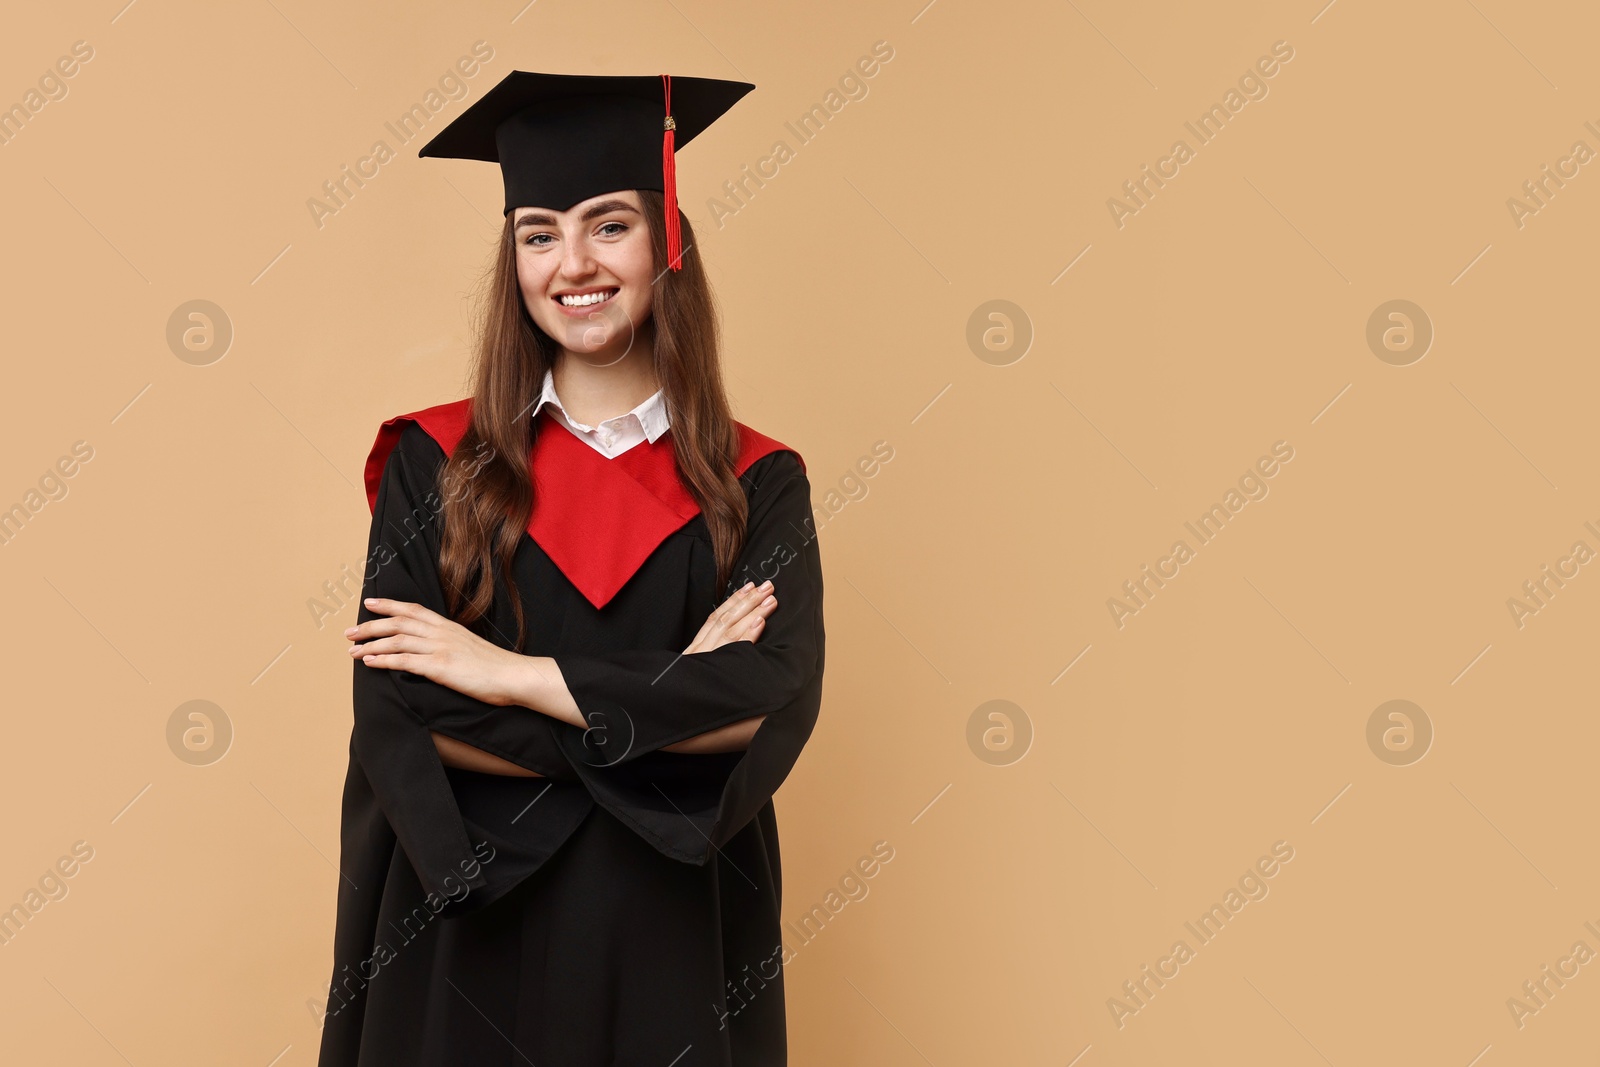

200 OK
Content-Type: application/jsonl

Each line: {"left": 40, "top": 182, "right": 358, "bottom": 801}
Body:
{"left": 683, "top": 579, "right": 776, "bottom": 654}
{"left": 661, "top": 580, "right": 778, "bottom": 755}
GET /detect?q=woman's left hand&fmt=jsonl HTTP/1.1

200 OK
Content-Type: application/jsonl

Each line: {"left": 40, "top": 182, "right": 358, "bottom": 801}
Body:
{"left": 346, "top": 597, "right": 521, "bottom": 706}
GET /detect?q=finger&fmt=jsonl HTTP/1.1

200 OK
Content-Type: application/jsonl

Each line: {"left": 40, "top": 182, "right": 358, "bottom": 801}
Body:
{"left": 725, "top": 580, "right": 769, "bottom": 610}
{"left": 361, "top": 597, "right": 411, "bottom": 616}
{"left": 730, "top": 593, "right": 778, "bottom": 628}
{"left": 362, "top": 598, "right": 444, "bottom": 625}
{"left": 405, "top": 602, "right": 449, "bottom": 626}
{"left": 720, "top": 581, "right": 773, "bottom": 621}
{"left": 345, "top": 617, "right": 422, "bottom": 641}
{"left": 701, "top": 583, "right": 772, "bottom": 641}
{"left": 350, "top": 635, "right": 425, "bottom": 657}
{"left": 358, "top": 651, "right": 425, "bottom": 674}
{"left": 710, "top": 583, "right": 754, "bottom": 621}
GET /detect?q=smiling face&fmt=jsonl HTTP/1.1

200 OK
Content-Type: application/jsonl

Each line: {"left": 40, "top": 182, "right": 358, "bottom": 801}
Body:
{"left": 513, "top": 190, "right": 656, "bottom": 365}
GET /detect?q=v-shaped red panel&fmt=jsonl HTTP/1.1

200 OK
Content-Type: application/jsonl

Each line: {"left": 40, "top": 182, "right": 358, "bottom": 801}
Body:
{"left": 363, "top": 397, "right": 802, "bottom": 609}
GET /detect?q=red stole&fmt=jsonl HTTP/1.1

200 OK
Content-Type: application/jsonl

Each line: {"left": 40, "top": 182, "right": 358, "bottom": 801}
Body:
{"left": 363, "top": 397, "right": 800, "bottom": 609}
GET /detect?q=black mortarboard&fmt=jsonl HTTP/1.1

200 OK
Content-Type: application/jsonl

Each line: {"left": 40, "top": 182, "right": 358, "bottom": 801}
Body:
{"left": 418, "top": 71, "right": 755, "bottom": 270}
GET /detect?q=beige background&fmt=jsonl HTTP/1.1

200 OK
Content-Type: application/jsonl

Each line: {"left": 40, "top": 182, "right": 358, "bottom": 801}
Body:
{"left": 2, "top": 0, "right": 1597, "bottom": 1063}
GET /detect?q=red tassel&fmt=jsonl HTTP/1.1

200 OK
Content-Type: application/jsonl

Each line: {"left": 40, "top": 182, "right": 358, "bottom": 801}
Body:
{"left": 661, "top": 74, "right": 682, "bottom": 271}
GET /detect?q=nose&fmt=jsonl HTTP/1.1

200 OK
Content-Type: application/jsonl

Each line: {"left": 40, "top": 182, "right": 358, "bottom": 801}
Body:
{"left": 558, "top": 234, "right": 598, "bottom": 281}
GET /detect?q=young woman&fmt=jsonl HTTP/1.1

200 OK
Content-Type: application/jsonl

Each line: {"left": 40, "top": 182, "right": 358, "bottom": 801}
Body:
{"left": 317, "top": 73, "right": 825, "bottom": 1066}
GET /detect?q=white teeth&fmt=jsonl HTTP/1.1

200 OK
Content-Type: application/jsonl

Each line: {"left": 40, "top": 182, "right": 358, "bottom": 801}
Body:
{"left": 557, "top": 289, "right": 617, "bottom": 307}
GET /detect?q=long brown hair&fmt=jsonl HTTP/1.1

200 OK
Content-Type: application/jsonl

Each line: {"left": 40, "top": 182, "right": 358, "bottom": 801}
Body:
{"left": 435, "top": 189, "right": 750, "bottom": 651}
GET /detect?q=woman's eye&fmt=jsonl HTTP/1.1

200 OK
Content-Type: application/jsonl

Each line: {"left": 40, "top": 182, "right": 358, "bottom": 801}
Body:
{"left": 523, "top": 223, "right": 622, "bottom": 245}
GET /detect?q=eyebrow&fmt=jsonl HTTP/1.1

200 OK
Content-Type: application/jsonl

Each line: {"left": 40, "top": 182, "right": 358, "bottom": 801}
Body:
{"left": 514, "top": 199, "right": 640, "bottom": 229}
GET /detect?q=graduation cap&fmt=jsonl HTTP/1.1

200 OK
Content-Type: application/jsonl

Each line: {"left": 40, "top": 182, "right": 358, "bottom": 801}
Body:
{"left": 418, "top": 71, "right": 755, "bottom": 270}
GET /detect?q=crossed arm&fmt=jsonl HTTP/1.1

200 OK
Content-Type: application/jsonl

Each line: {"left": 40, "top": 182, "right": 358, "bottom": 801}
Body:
{"left": 346, "top": 577, "right": 782, "bottom": 777}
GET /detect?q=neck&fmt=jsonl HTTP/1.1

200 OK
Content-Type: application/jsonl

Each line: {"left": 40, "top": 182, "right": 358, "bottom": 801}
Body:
{"left": 551, "top": 343, "right": 659, "bottom": 426}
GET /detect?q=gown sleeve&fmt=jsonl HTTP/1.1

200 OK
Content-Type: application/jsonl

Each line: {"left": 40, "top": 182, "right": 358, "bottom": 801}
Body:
{"left": 549, "top": 448, "right": 826, "bottom": 864}
{"left": 350, "top": 421, "right": 580, "bottom": 907}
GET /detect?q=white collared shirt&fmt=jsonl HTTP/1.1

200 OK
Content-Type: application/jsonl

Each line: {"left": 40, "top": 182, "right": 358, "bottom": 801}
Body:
{"left": 532, "top": 367, "right": 670, "bottom": 458}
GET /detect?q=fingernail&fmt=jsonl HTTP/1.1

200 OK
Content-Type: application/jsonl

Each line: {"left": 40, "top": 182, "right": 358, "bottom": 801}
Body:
{"left": 344, "top": 627, "right": 356, "bottom": 636}
{"left": 364, "top": 597, "right": 376, "bottom": 605}
{"left": 759, "top": 580, "right": 772, "bottom": 591}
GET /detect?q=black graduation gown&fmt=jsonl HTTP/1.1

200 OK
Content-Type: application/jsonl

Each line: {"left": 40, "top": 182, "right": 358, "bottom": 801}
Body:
{"left": 317, "top": 400, "right": 824, "bottom": 1067}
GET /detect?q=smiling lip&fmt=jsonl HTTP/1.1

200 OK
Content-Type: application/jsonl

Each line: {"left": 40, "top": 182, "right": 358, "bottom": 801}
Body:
{"left": 552, "top": 286, "right": 619, "bottom": 316}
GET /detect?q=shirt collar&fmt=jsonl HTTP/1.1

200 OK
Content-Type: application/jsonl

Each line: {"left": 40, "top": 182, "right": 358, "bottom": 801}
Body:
{"left": 533, "top": 367, "right": 670, "bottom": 443}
